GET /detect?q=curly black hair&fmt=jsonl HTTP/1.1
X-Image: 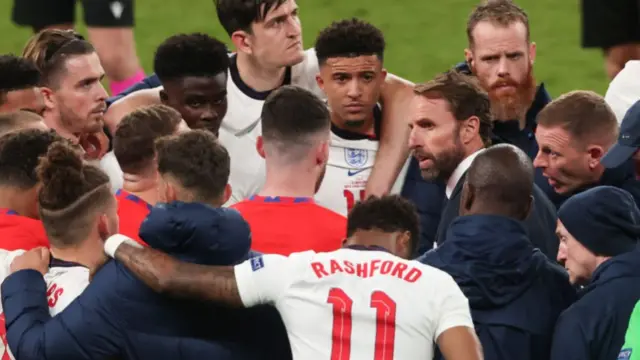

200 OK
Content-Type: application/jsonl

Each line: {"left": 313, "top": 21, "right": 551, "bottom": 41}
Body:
{"left": 0, "top": 128, "right": 61, "bottom": 189}
{"left": 154, "top": 33, "right": 229, "bottom": 83}
{"left": 315, "top": 18, "right": 385, "bottom": 65}
{"left": 155, "top": 129, "right": 230, "bottom": 202}
{"left": 0, "top": 55, "right": 40, "bottom": 104}
{"left": 347, "top": 195, "right": 420, "bottom": 256}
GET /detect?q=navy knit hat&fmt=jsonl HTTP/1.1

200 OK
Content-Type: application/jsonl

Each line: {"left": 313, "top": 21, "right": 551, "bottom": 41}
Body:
{"left": 558, "top": 186, "right": 640, "bottom": 257}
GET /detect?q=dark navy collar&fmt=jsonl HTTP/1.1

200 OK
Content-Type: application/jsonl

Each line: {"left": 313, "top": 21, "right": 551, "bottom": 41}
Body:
{"left": 331, "top": 104, "right": 382, "bottom": 141}
{"left": 249, "top": 195, "right": 313, "bottom": 204}
{"left": 49, "top": 256, "right": 86, "bottom": 268}
{"left": 229, "top": 54, "right": 292, "bottom": 101}
{"left": 344, "top": 244, "right": 391, "bottom": 253}
{"left": 116, "top": 189, "right": 153, "bottom": 211}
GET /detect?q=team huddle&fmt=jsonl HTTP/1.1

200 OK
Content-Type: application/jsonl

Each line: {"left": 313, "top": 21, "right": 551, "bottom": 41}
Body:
{"left": 0, "top": 0, "right": 639, "bottom": 359}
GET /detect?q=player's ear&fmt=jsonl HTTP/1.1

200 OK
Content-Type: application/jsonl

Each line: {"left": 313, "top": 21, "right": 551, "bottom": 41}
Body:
{"left": 97, "top": 213, "right": 110, "bottom": 241}
{"left": 41, "top": 87, "right": 56, "bottom": 110}
{"left": 379, "top": 68, "right": 388, "bottom": 83}
{"left": 231, "top": 30, "right": 252, "bottom": 55}
{"left": 317, "top": 140, "right": 329, "bottom": 165}
{"left": 460, "top": 181, "right": 474, "bottom": 216}
{"left": 464, "top": 48, "right": 473, "bottom": 68}
{"left": 222, "top": 183, "right": 232, "bottom": 204}
{"left": 159, "top": 89, "right": 169, "bottom": 105}
{"left": 396, "top": 231, "right": 411, "bottom": 259}
{"left": 529, "top": 42, "right": 537, "bottom": 64}
{"left": 256, "top": 136, "right": 266, "bottom": 159}
{"left": 164, "top": 182, "right": 177, "bottom": 203}
{"left": 315, "top": 74, "right": 324, "bottom": 91}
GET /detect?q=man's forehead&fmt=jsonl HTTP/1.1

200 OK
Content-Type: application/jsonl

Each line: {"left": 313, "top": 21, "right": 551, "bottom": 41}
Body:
{"left": 471, "top": 21, "right": 528, "bottom": 49}
{"left": 325, "top": 56, "right": 380, "bottom": 71}
{"left": 263, "top": 0, "right": 297, "bottom": 21}
{"left": 62, "top": 53, "right": 104, "bottom": 77}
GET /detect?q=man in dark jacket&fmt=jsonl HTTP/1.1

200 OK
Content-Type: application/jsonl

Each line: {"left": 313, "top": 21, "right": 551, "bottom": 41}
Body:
{"left": 408, "top": 70, "right": 558, "bottom": 259}
{"left": 420, "top": 144, "right": 575, "bottom": 360}
{"left": 551, "top": 186, "right": 640, "bottom": 360}
{"left": 1, "top": 131, "right": 291, "bottom": 360}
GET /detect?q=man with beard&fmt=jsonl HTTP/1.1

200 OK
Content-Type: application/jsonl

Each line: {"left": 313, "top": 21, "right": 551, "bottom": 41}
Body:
{"left": 22, "top": 30, "right": 109, "bottom": 158}
{"left": 408, "top": 70, "right": 558, "bottom": 259}
{"left": 403, "top": 0, "right": 552, "bottom": 253}
{"left": 533, "top": 90, "right": 640, "bottom": 207}
{"left": 232, "top": 86, "right": 346, "bottom": 255}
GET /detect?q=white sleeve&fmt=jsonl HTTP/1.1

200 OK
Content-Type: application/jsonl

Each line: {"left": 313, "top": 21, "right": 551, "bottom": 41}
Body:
{"left": 605, "top": 60, "right": 640, "bottom": 124}
{"left": 434, "top": 273, "right": 474, "bottom": 339}
{"left": 0, "top": 250, "right": 25, "bottom": 283}
{"left": 233, "top": 254, "right": 294, "bottom": 307}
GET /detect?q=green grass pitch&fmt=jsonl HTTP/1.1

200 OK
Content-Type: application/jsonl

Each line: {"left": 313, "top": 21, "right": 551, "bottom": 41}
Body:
{"left": 0, "top": 0, "right": 609, "bottom": 97}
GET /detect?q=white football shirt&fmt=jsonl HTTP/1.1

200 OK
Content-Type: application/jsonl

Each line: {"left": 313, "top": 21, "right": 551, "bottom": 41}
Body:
{"left": 221, "top": 49, "right": 325, "bottom": 206}
{"left": 315, "top": 122, "right": 410, "bottom": 216}
{"left": 234, "top": 249, "right": 473, "bottom": 360}
{"left": 605, "top": 60, "right": 640, "bottom": 124}
{"left": 0, "top": 250, "right": 90, "bottom": 360}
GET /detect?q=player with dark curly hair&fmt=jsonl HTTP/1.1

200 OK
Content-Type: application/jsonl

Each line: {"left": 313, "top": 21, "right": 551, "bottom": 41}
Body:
{"left": 312, "top": 19, "right": 410, "bottom": 218}
{"left": 0, "top": 54, "right": 45, "bottom": 115}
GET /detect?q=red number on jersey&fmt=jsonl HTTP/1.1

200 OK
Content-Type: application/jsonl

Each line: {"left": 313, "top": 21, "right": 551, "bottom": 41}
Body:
{"left": 343, "top": 189, "right": 366, "bottom": 213}
{"left": 326, "top": 288, "right": 397, "bottom": 360}
{"left": 0, "top": 314, "right": 11, "bottom": 360}
{"left": 46, "top": 283, "right": 64, "bottom": 308}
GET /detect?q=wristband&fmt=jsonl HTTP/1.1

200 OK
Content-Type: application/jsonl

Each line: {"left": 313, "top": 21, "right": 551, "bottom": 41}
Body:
{"left": 104, "top": 234, "right": 143, "bottom": 258}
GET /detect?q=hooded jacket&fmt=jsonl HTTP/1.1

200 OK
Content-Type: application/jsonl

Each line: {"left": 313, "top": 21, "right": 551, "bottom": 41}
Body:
{"left": 421, "top": 215, "right": 575, "bottom": 360}
{"left": 550, "top": 249, "right": 640, "bottom": 360}
{"left": 2, "top": 202, "right": 290, "bottom": 360}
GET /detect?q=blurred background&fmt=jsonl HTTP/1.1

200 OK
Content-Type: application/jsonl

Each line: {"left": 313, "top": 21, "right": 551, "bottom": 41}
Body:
{"left": 0, "top": 0, "right": 609, "bottom": 96}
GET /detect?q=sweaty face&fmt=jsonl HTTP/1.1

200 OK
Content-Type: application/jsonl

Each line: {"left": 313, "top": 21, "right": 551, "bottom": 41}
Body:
{"left": 53, "top": 53, "right": 108, "bottom": 136}
{"left": 408, "top": 96, "right": 465, "bottom": 182}
{"left": 162, "top": 73, "right": 228, "bottom": 136}
{"left": 248, "top": 0, "right": 304, "bottom": 68}
{"left": 318, "top": 55, "right": 385, "bottom": 130}
{"left": 469, "top": 21, "right": 536, "bottom": 121}
{"left": 533, "top": 125, "right": 594, "bottom": 194}
{"left": 0, "top": 88, "right": 46, "bottom": 115}
{"left": 556, "top": 220, "right": 597, "bottom": 285}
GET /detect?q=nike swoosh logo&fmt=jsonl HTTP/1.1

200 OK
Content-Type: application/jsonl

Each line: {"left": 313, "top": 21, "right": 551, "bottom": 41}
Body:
{"left": 348, "top": 168, "right": 368, "bottom": 176}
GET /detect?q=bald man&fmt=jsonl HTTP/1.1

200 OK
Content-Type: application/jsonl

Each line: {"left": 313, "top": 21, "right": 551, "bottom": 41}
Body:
{"left": 420, "top": 144, "right": 575, "bottom": 360}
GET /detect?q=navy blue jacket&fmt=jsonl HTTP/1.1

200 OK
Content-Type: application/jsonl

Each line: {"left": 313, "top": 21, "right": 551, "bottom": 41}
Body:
{"left": 1, "top": 202, "right": 291, "bottom": 360}
{"left": 550, "top": 249, "right": 640, "bottom": 360}
{"left": 435, "top": 172, "right": 559, "bottom": 259}
{"left": 420, "top": 215, "right": 575, "bottom": 360}
{"left": 106, "top": 74, "right": 161, "bottom": 107}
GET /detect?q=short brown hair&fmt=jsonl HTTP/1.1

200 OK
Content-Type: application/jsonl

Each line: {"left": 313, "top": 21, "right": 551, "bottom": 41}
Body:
{"left": 536, "top": 90, "right": 618, "bottom": 147}
{"left": 37, "top": 141, "right": 113, "bottom": 248}
{"left": 467, "top": 0, "right": 530, "bottom": 46}
{"left": 414, "top": 70, "right": 493, "bottom": 146}
{"left": 114, "top": 104, "right": 183, "bottom": 174}
{"left": 22, "top": 29, "right": 95, "bottom": 87}
{"left": 155, "top": 130, "right": 230, "bottom": 203}
{"left": 261, "top": 85, "right": 330, "bottom": 163}
{"left": 0, "top": 111, "right": 44, "bottom": 136}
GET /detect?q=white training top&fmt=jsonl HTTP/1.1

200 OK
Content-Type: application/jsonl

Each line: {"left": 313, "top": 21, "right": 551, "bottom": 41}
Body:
{"left": 221, "top": 48, "right": 326, "bottom": 206}
{"left": 0, "top": 250, "right": 89, "bottom": 360}
{"left": 315, "top": 118, "right": 409, "bottom": 216}
{"left": 234, "top": 249, "right": 474, "bottom": 360}
{"left": 605, "top": 60, "right": 640, "bottom": 124}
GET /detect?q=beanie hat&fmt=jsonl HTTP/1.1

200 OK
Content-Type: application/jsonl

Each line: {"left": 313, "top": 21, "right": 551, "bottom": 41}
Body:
{"left": 558, "top": 186, "right": 640, "bottom": 257}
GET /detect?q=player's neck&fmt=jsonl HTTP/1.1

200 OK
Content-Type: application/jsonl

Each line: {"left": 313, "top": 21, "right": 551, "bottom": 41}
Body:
{"left": 0, "top": 187, "right": 38, "bottom": 219}
{"left": 260, "top": 164, "right": 317, "bottom": 198}
{"left": 236, "top": 53, "right": 288, "bottom": 92}
{"left": 50, "top": 238, "right": 106, "bottom": 275}
{"left": 122, "top": 173, "right": 159, "bottom": 206}
{"left": 331, "top": 111, "right": 375, "bottom": 137}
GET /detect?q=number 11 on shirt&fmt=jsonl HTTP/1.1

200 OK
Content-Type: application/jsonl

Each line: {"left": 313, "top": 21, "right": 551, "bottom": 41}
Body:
{"left": 327, "top": 288, "right": 396, "bottom": 360}
{"left": 344, "top": 189, "right": 366, "bottom": 213}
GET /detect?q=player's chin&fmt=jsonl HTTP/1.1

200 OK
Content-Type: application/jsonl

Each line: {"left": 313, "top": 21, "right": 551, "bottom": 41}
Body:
{"left": 282, "top": 49, "right": 305, "bottom": 66}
